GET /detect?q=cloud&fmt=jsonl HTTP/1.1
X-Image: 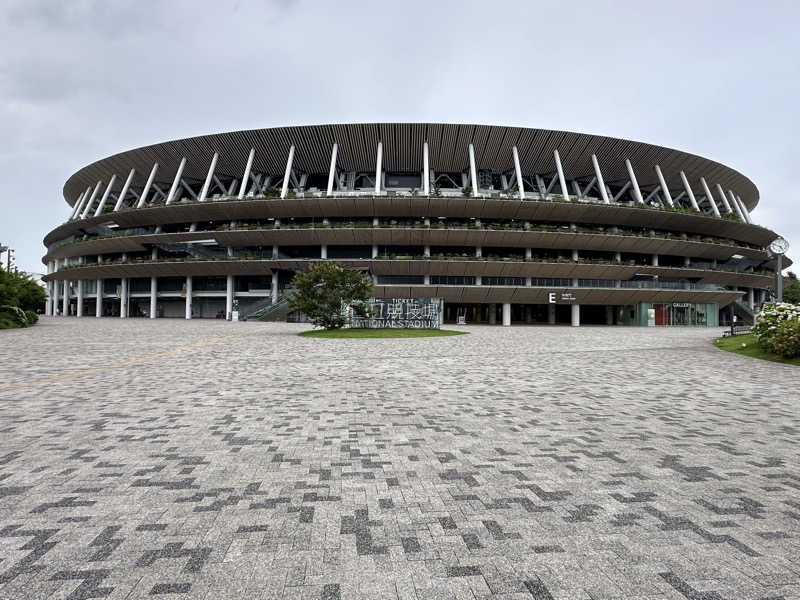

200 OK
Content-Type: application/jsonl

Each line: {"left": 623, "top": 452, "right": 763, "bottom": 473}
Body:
{"left": 1, "top": 0, "right": 799, "bottom": 273}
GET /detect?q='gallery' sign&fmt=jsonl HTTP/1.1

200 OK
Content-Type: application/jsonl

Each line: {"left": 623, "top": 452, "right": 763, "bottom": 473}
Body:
{"left": 349, "top": 298, "right": 441, "bottom": 329}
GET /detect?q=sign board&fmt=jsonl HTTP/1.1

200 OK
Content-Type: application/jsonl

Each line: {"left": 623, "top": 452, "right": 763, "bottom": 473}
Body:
{"left": 647, "top": 308, "right": 655, "bottom": 327}
{"left": 349, "top": 298, "right": 441, "bottom": 329}
{"left": 548, "top": 291, "right": 577, "bottom": 303}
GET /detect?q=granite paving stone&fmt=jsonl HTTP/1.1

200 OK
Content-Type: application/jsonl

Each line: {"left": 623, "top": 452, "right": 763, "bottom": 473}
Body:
{"left": 0, "top": 317, "right": 798, "bottom": 599}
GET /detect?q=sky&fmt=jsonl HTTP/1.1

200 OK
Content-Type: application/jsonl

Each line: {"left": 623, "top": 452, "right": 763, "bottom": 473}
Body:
{"left": 1, "top": 0, "right": 798, "bottom": 274}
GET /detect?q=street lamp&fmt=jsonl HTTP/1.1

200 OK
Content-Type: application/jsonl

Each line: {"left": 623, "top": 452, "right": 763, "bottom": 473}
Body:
{"left": 768, "top": 237, "right": 790, "bottom": 302}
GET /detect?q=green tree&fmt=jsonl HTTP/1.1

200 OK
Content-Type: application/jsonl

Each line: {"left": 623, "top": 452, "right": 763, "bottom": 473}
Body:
{"left": 0, "top": 269, "right": 46, "bottom": 311}
{"left": 289, "top": 263, "right": 373, "bottom": 329}
{"left": 783, "top": 271, "right": 800, "bottom": 303}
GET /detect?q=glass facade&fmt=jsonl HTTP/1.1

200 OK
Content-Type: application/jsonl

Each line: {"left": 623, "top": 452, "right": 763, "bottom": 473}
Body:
{"left": 633, "top": 302, "right": 719, "bottom": 327}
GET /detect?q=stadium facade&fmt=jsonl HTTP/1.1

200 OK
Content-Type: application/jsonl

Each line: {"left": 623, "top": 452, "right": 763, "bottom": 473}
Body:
{"left": 42, "top": 123, "right": 786, "bottom": 326}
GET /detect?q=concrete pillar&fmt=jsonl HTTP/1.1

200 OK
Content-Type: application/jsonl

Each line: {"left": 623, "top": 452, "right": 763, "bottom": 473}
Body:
{"left": 748, "top": 288, "right": 755, "bottom": 310}
{"left": 476, "top": 246, "right": 482, "bottom": 258}
{"left": 571, "top": 304, "right": 580, "bottom": 327}
{"left": 614, "top": 251, "right": 622, "bottom": 262}
{"left": 45, "top": 281, "right": 52, "bottom": 316}
{"left": 423, "top": 142, "right": 430, "bottom": 195}
{"left": 652, "top": 254, "right": 659, "bottom": 267}
{"left": 225, "top": 275, "right": 234, "bottom": 319}
{"left": 424, "top": 245, "right": 430, "bottom": 257}
{"left": 572, "top": 249, "right": 579, "bottom": 262}
{"left": 62, "top": 279, "right": 69, "bottom": 316}
{"left": 488, "top": 304, "right": 497, "bottom": 325}
{"left": 424, "top": 275, "right": 430, "bottom": 285}
{"left": 375, "top": 141, "right": 383, "bottom": 196}
{"left": 321, "top": 244, "right": 327, "bottom": 259}
{"left": 476, "top": 275, "right": 482, "bottom": 286}
{"left": 76, "top": 280, "right": 84, "bottom": 317}
{"left": 469, "top": 143, "right": 479, "bottom": 195}
{"left": 684, "top": 256, "right": 691, "bottom": 266}
{"left": 502, "top": 303, "right": 511, "bottom": 326}
{"left": 150, "top": 277, "right": 157, "bottom": 319}
{"left": 525, "top": 248, "right": 532, "bottom": 259}
{"left": 605, "top": 305, "right": 614, "bottom": 325}
{"left": 271, "top": 271, "right": 279, "bottom": 303}
{"left": 120, "top": 278, "right": 128, "bottom": 318}
{"left": 272, "top": 244, "right": 279, "bottom": 259}
{"left": 96, "top": 280, "right": 103, "bottom": 317}
{"left": 185, "top": 276, "right": 192, "bottom": 319}
{"left": 372, "top": 244, "right": 378, "bottom": 258}
{"left": 548, "top": 303, "right": 556, "bottom": 324}
{"left": 512, "top": 146, "right": 525, "bottom": 199}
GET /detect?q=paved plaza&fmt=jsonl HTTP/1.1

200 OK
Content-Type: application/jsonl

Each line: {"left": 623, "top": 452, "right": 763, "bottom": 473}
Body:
{"left": 0, "top": 318, "right": 798, "bottom": 600}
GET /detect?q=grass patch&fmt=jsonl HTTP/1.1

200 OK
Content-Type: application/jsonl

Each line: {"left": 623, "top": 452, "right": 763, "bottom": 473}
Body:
{"left": 299, "top": 328, "right": 468, "bottom": 339}
{"left": 713, "top": 334, "right": 800, "bottom": 366}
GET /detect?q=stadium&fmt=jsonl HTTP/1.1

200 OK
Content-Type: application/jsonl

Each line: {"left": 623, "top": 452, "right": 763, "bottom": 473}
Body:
{"left": 42, "top": 123, "right": 786, "bottom": 326}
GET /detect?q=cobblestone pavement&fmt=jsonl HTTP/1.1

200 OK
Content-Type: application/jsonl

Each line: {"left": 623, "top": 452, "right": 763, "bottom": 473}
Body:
{"left": 0, "top": 318, "right": 798, "bottom": 600}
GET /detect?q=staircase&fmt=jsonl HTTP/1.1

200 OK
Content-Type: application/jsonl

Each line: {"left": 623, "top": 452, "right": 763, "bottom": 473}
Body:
{"left": 732, "top": 299, "right": 757, "bottom": 325}
{"left": 242, "top": 295, "right": 292, "bottom": 321}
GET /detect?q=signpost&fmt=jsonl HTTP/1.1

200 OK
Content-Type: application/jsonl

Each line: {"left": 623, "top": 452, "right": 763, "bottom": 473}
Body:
{"left": 349, "top": 298, "right": 442, "bottom": 329}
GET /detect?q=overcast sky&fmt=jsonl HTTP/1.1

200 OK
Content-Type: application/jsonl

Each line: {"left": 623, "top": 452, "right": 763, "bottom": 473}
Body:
{"left": 1, "top": 0, "right": 798, "bottom": 274}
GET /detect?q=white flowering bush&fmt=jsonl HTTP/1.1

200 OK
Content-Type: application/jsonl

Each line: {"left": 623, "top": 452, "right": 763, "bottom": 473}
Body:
{"left": 753, "top": 302, "right": 800, "bottom": 358}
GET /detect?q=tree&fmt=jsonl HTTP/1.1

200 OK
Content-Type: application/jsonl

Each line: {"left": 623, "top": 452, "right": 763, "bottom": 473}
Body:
{"left": 289, "top": 263, "right": 373, "bottom": 329}
{"left": 783, "top": 271, "right": 800, "bottom": 303}
{"left": 0, "top": 270, "right": 46, "bottom": 312}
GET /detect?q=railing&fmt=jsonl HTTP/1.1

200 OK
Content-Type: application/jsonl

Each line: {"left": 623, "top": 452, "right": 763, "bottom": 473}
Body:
{"left": 242, "top": 295, "right": 291, "bottom": 321}
{"left": 102, "top": 191, "right": 745, "bottom": 222}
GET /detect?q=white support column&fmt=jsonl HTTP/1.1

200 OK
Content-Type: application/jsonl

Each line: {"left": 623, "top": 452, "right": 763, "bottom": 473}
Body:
{"left": 748, "top": 287, "right": 755, "bottom": 310}
{"left": 548, "top": 303, "right": 556, "bottom": 324}
{"left": 271, "top": 271, "right": 279, "bottom": 303}
{"left": 226, "top": 275, "right": 233, "bottom": 319}
{"left": 728, "top": 190, "right": 745, "bottom": 220}
{"left": 199, "top": 153, "right": 218, "bottom": 202}
{"left": 45, "top": 263, "right": 53, "bottom": 316}
{"left": 184, "top": 276, "right": 192, "bottom": 319}
{"left": 72, "top": 187, "right": 93, "bottom": 220}
{"left": 654, "top": 165, "right": 674, "bottom": 207}
{"left": 81, "top": 180, "right": 103, "bottom": 218}
{"left": 679, "top": 171, "right": 700, "bottom": 210}
{"left": 113, "top": 169, "right": 136, "bottom": 212}
{"left": 512, "top": 146, "right": 525, "bottom": 199}
{"left": 62, "top": 279, "right": 69, "bottom": 316}
{"left": 502, "top": 303, "right": 511, "bottom": 327}
{"left": 372, "top": 244, "right": 378, "bottom": 258}
{"left": 625, "top": 160, "right": 644, "bottom": 204}
{"left": 571, "top": 303, "right": 580, "bottom": 327}
{"left": 714, "top": 183, "right": 732, "bottom": 213}
{"left": 281, "top": 145, "right": 295, "bottom": 199}
{"left": 554, "top": 150, "right": 570, "bottom": 200}
{"left": 76, "top": 280, "right": 83, "bottom": 317}
{"left": 591, "top": 154, "right": 610, "bottom": 203}
{"left": 94, "top": 175, "right": 118, "bottom": 217}
{"left": 700, "top": 178, "right": 721, "bottom": 217}
{"left": 326, "top": 143, "right": 338, "bottom": 197}
{"left": 736, "top": 195, "right": 752, "bottom": 224}
{"left": 469, "top": 143, "right": 479, "bottom": 195}
{"left": 239, "top": 148, "right": 255, "bottom": 199}
{"left": 375, "top": 141, "right": 383, "bottom": 196}
{"left": 321, "top": 244, "right": 327, "bottom": 259}
{"left": 69, "top": 190, "right": 87, "bottom": 220}
{"left": 150, "top": 276, "right": 157, "bottom": 319}
{"left": 652, "top": 254, "right": 659, "bottom": 266}
{"left": 475, "top": 246, "right": 482, "bottom": 258}
{"left": 423, "top": 142, "right": 430, "bottom": 195}
{"left": 137, "top": 163, "right": 159, "bottom": 208}
{"left": 165, "top": 158, "right": 187, "bottom": 205}
{"left": 120, "top": 278, "right": 128, "bottom": 318}
{"left": 96, "top": 279, "right": 103, "bottom": 317}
